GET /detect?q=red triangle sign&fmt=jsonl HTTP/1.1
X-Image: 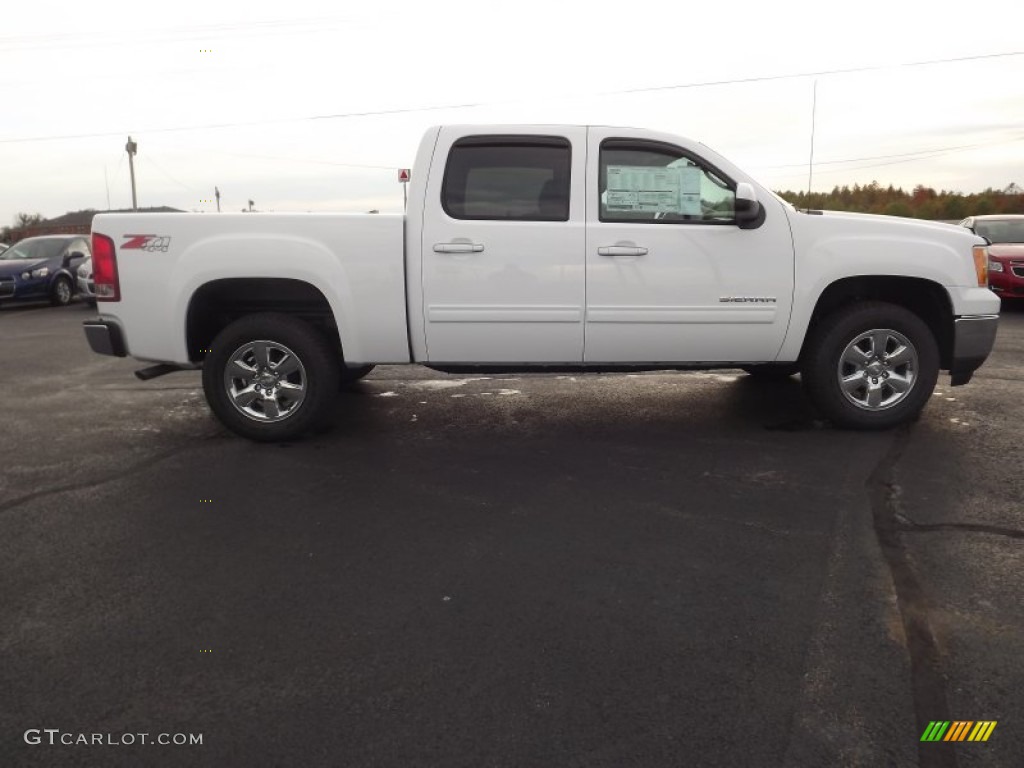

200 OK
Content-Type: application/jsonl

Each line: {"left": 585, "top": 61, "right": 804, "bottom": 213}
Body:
{"left": 398, "top": 168, "right": 410, "bottom": 182}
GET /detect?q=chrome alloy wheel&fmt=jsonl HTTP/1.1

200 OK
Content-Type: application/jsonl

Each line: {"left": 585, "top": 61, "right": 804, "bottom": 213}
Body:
{"left": 837, "top": 328, "right": 918, "bottom": 411}
{"left": 223, "top": 340, "right": 307, "bottom": 422}
{"left": 55, "top": 279, "right": 71, "bottom": 304}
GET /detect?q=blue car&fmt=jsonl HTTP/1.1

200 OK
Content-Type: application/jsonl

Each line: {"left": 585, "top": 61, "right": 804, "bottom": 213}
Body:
{"left": 0, "top": 235, "right": 91, "bottom": 307}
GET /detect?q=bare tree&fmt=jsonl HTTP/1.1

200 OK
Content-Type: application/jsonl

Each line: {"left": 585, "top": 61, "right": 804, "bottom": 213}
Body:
{"left": 1, "top": 212, "right": 45, "bottom": 242}
{"left": 14, "top": 212, "right": 44, "bottom": 228}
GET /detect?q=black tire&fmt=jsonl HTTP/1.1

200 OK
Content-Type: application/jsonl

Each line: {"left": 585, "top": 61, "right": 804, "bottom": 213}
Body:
{"left": 741, "top": 363, "right": 800, "bottom": 380}
{"left": 202, "top": 313, "right": 340, "bottom": 442}
{"left": 50, "top": 276, "right": 73, "bottom": 306}
{"left": 801, "top": 301, "right": 939, "bottom": 429}
{"left": 339, "top": 364, "right": 375, "bottom": 387}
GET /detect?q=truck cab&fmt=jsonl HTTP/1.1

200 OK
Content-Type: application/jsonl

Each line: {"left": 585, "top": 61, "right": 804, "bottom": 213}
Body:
{"left": 407, "top": 125, "right": 791, "bottom": 365}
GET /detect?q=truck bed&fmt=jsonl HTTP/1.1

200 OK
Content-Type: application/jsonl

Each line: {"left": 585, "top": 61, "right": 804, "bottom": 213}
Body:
{"left": 91, "top": 212, "right": 410, "bottom": 365}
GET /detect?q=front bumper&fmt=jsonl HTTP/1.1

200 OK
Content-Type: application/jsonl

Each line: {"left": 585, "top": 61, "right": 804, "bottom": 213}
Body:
{"left": 83, "top": 319, "right": 127, "bottom": 357}
{"left": 989, "top": 265, "right": 1024, "bottom": 297}
{"left": 0, "top": 275, "right": 47, "bottom": 301}
{"left": 949, "top": 314, "right": 998, "bottom": 386}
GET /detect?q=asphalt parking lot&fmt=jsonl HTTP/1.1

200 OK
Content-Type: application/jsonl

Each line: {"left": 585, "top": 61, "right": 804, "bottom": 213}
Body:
{"left": 2, "top": 299, "right": 1022, "bottom": 767}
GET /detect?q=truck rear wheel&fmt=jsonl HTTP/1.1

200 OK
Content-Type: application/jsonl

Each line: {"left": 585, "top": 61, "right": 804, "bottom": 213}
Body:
{"left": 202, "top": 313, "right": 339, "bottom": 441}
{"left": 801, "top": 301, "right": 939, "bottom": 429}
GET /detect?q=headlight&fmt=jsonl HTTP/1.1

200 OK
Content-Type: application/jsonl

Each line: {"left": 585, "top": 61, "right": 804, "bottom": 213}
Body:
{"left": 972, "top": 246, "right": 988, "bottom": 286}
{"left": 988, "top": 259, "right": 1003, "bottom": 273}
{"left": 29, "top": 267, "right": 50, "bottom": 279}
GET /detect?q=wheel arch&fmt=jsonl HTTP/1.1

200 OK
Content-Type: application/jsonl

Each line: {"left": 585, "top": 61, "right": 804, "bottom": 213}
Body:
{"left": 799, "top": 276, "right": 954, "bottom": 369}
{"left": 186, "top": 278, "right": 342, "bottom": 364}
{"left": 50, "top": 269, "right": 75, "bottom": 288}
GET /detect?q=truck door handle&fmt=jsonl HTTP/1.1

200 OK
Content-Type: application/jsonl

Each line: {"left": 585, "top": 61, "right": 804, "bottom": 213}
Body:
{"left": 598, "top": 246, "right": 648, "bottom": 256}
{"left": 434, "top": 243, "right": 484, "bottom": 254}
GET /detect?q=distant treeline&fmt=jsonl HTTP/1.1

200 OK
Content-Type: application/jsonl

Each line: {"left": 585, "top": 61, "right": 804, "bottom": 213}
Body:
{"left": 776, "top": 183, "right": 1024, "bottom": 220}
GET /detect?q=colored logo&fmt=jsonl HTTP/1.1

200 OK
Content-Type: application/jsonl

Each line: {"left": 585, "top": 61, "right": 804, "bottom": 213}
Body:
{"left": 921, "top": 721, "right": 997, "bottom": 742}
{"left": 121, "top": 235, "right": 171, "bottom": 252}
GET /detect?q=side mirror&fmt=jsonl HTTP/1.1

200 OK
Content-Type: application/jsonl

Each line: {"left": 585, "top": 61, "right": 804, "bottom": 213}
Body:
{"left": 734, "top": 182, "right": 764, "bottom": 229}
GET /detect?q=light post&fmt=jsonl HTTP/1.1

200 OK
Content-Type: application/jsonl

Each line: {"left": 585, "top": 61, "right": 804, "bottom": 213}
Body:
{"left": 125, "top": 136, "right": 138, "bottom": 210}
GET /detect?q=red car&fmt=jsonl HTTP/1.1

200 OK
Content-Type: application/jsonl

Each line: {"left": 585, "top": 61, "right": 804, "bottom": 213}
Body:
{"left": 960, "top": 215, "right": 1024, "bottom": 299}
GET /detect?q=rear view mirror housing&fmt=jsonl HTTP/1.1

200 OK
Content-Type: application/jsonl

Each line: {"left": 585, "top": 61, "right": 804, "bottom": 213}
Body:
{"left": 735, "top": 182, "right": 764, "bottom": 229}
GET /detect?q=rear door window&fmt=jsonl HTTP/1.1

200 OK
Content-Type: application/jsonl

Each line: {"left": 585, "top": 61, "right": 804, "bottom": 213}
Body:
{"left": 443, "top": 136, "right": 571, "bottom": 221}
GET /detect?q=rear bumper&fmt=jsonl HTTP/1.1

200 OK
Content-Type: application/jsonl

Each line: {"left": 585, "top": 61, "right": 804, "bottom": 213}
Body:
{"left": 949, "top": 314, "right": 998, "bottom": 386}
{"left": 83, "top": 319, "right": 127, "bottom": 357}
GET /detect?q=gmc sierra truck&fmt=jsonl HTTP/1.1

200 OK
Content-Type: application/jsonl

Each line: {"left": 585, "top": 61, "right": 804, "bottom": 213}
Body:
{"left": 83, "top": 124, "right": 999, "bottom": 441}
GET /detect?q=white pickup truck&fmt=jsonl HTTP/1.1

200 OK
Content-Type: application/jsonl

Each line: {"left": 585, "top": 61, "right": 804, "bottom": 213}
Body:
{"left": 84, "top": 124, "right": 999, "bottom": 441}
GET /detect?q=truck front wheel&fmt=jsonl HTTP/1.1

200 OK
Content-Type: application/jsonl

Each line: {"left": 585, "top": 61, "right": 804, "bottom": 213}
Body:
{"left": 801, "top": 301, "right": 939, "bottom": 429}
{"left": 202, "top": 313, "right": 339, "bottom": 441}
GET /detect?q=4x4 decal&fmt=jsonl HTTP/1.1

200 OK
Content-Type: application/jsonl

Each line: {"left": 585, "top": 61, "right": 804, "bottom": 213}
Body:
{"left": 121, "top": 234, "right": 171, "bottom": 252}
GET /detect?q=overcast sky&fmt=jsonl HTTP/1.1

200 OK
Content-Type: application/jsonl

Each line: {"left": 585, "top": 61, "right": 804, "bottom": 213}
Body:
{"left": 2, "top": 0, "right": 1022, "bottom": 227}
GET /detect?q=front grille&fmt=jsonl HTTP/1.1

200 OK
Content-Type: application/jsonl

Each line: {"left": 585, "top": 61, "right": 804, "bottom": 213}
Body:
{"left": 0, "top": 278, "right": 14, "bottom": 298}
{"left": 1011, "top": 266, "right": 1024, "bottom": 278}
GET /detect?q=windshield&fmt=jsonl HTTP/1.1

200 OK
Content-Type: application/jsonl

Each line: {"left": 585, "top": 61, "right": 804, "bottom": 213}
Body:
{"left": 974, "top": 219, "right": 1024, "bottom": 244}
{"left": 0, "top": 238, "right": 67, "bottom": 261}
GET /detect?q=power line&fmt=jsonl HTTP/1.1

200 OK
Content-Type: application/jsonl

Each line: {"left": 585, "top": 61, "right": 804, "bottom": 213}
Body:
{"left": 202, "top": 149, "right": 399, "bottom": 170}
{"left": 756, "top": 133, "right": 1024, "bottom": 170}
{"left": 0, "top": 117, "right": 302, "bottom": 145}
{"left": 599, "top": 51, "right": 1023, "bottom": 95}
{"left": 768, "top": 136, "right": 1024, "bottom": 181}
{"left": 142, "top": 154, "right": 196, "bottom": 193}
{"left": 1, "top": 51, "right": 1020, "bottom": 146}
{"left": 0, "top": 15, "right": 361, "bottom": 52}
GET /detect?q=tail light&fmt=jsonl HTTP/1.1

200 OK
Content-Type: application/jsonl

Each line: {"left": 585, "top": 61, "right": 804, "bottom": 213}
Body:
{"left": 92, "top": 232, "right": 120, "bottom": 301}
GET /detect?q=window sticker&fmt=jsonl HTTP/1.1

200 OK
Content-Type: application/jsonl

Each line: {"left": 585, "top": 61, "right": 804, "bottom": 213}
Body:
{"left": 606, "top": 165, "right": 702, "bottom": 215}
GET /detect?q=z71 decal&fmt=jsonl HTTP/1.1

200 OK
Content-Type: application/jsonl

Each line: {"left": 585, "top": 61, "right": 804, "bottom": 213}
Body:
{"left": 121, "top": 234, "right": 171, "bottom": 252}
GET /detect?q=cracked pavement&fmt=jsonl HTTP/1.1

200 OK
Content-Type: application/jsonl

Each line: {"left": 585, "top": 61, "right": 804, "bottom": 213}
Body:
{"left": 1, "top": 300, "right": 1021, "bottom": 767}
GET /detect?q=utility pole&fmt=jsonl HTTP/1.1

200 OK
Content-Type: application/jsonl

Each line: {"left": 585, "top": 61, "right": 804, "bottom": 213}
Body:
{"left": 215, "top": 186, "right": 221, "bottom": 212}
{"left": 125, "top": 136, "right": 138, "bottom": 210}
{"left": 247, "top": 199, "right": 254, "bottom": 212}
